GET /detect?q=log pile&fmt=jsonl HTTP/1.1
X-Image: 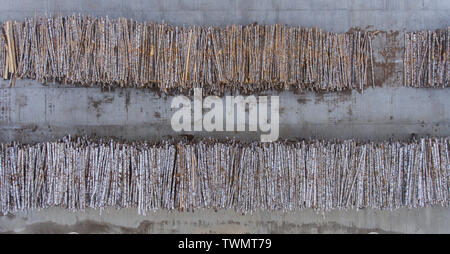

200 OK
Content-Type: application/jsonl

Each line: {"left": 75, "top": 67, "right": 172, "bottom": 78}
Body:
{"left": 0, "top": 15, "right": 374, "bottom": 94}
{"left": 0, "top": 136, "right": 448, "bottom": 214}
{"left": 404, "top": 28, "right": 449, "bottom": 88}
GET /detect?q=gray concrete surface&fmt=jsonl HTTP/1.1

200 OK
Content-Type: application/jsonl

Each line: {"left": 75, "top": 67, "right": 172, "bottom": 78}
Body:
{"left": 0, "top": 0, "right": 449, "bottom": 233}
{"left": 0, "top": 0, "right": 449, "bottom": 32}
{"left": 1, "top": 80, "right": 449, "bottom": 143}
{"left": 1, "top": 207, "right": 449, "bottom": 233}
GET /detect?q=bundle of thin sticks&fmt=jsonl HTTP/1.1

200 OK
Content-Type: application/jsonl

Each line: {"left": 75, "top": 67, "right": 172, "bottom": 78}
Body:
{"left": 0, "top": 15, "right": 374, "bottom": 94}
{"left": 0, "top": 136, "right": 448, "bottom": 214}
{"left": 404, "top": 28, "right": 449, "bottom": 88}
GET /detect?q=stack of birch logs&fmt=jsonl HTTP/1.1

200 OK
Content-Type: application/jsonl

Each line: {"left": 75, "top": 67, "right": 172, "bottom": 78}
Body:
{"left": 0, "top": 15, "right": 374, "bottom": 94}
{"left": 0, "top": 136, "right": 448, "bottom": 214}
{"left": 404, "top": 28, "right": 449, "bottom": 88}
{"left": 1, "top": 16, "right": 448, "bottom": 92}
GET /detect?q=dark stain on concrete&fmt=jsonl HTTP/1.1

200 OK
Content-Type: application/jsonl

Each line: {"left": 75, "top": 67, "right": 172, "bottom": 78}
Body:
{"left": 153, "top": 112, "right": 161, "bottom": 118}
{"left": 266, "top": 221, "right": 398, "bottom": 234}
{"left": 314, "top": 90, "right": 352, "bottom": 107}
{"left": 13, "top": 124, "right": 40, "bottom": 132}
{"left": 88, "top": 95, "right": 114, "bottom": 118}
{"left": 297, "top": 97, "right": 311, "bottom": 104}
{"left": 347, "top": 105, "right": 353, "bottom": 116}
{"left": 4, "top": 213, "right": 15, "bottom": 220}
{"left": 1, "top": 219, "right": 400, "bottom": 234}
{"left": 373, "top": 31, "right": 402, "bottom": 87}
{"left": 314, "top": 93, "right": 325, "bottom": 104}
{"left": 17, "top": 220, "right": 113, "bottom": 234}
{"left": 88, "top": 96, "right": 114, "bottom": 110}
{"left": 125, "top": 91, "right": 131, "bottom": 112}
{"left": 16, "top": 95, "right": 28, "bottom": 108}
{"left": 225, "top": 220, "right": 240, "bottom": 225}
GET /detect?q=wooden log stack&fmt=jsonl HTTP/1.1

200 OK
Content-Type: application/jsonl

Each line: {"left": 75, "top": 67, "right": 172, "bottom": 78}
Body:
{"left": 0, "top": 15, "right": 375, "bottom": 94}
{"left": 0, "top": 136, "right": 448, "bottom": 214}
{"left": 404, "top": 28, "right": 449, "bottom": 88}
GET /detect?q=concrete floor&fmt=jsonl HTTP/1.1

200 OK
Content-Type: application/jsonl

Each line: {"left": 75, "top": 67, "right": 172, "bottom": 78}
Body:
{"left": 0, "top": 0, "right": 449, "bottom": 233}
{"left": 1, "top": 80, "right": 449, "bottom": 143}
{"left": 1, "top": 207, "right": 449, "bottom": 233}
